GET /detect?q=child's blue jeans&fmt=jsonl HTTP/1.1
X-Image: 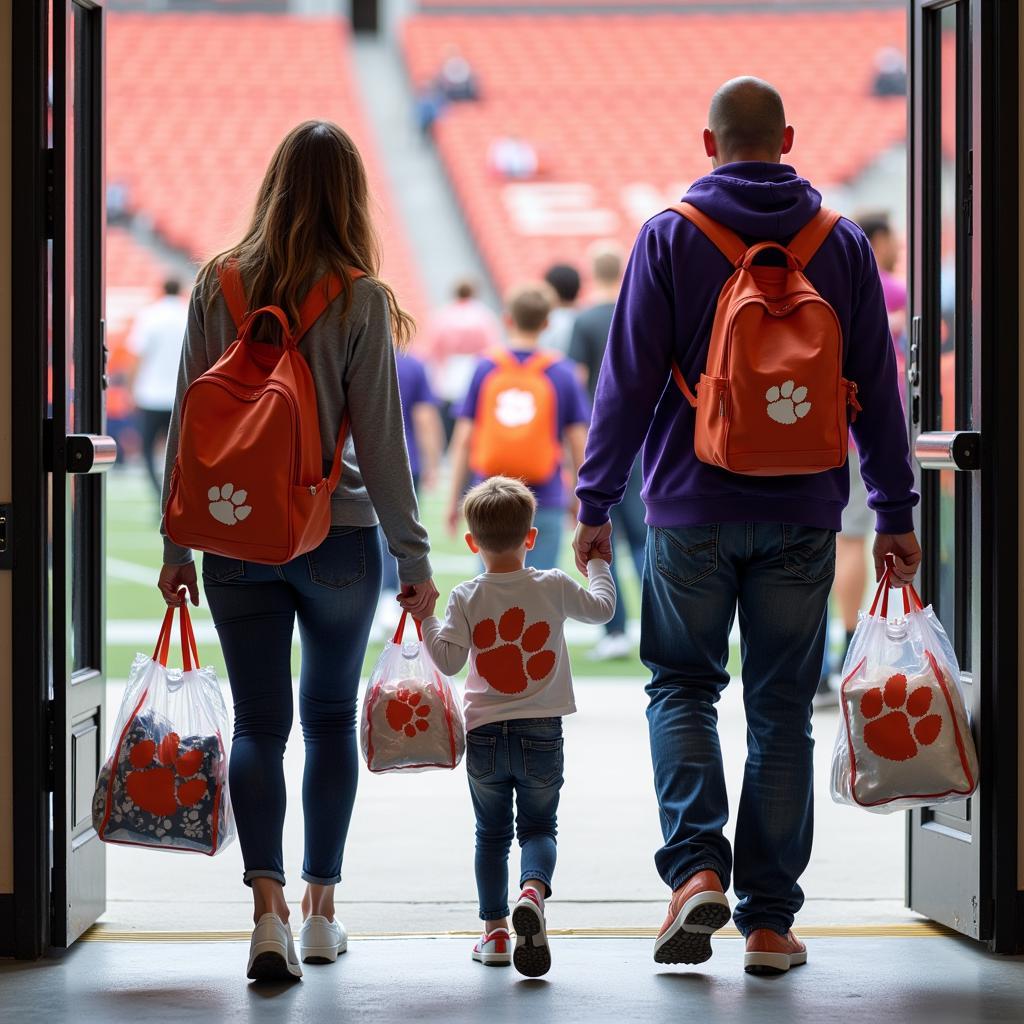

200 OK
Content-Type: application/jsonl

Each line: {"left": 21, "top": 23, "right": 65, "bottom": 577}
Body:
{"left": 466, "top": 717, "right": 564, "bottom": 920}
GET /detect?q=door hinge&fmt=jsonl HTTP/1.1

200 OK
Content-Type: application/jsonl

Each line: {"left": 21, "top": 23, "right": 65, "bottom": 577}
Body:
{"left": 45, "top": 148, "right": 55, "bottom": 240}
{"left": 45, "top": 700, "right": 56, "bottom": 792}
{"left": 964, "top": 150, "right": 973, "bottom": 237}
{"left": 0, "top": 503, "right": 12, "bottom": 570}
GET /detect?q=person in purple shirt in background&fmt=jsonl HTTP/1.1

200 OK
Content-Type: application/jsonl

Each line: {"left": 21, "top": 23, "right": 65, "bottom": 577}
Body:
{"left": 572, "top": 77, "right": 921, "bottom": 974}
{"left": 375, "top": 353, "right": 444, "bottom": 638}
{"left": 448, "top": 283, "right": 590, "bottom": 571}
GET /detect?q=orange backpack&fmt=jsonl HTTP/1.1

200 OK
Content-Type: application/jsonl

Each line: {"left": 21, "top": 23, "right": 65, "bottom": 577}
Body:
{"left": 669, "top": 202, "right": 861, "bottom": 477}
{"left": 469, "top": 348, "right": 562, "bottom": 484}
{"left": 165, "top": 262, "right": 362, "bottom": 564}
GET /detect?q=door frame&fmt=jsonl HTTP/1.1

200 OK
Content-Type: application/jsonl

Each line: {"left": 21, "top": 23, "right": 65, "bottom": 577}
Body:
{"left": 10, "top": 0, "right": 54, "bottom": 961}
{"left": 906, "top": 0, "right": 1020, "bottom": 954}
{"left": 973, "top": 0, "right": 1021, "bottom": 955}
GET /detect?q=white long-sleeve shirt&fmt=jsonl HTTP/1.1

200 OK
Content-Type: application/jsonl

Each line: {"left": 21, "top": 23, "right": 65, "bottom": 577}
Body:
{"left": 422, "top": 560, "right": 615, "bottom": 732}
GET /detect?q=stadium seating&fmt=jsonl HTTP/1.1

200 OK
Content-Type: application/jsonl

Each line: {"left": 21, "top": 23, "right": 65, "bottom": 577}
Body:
{"left": 403, "top": 10, "right": 907, "bottom": 291}
{"left": 106, "top": 13, "right": 426, "bottom": 318}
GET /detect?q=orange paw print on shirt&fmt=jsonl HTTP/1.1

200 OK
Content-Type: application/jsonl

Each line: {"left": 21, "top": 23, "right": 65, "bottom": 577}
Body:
{"left": 124, "top": 733, "right": 207, "bottom": 817}
{"left": 386, "top": 688, "right": 432, "bottom": 736}
{"left": 861, "top": 673, "right": 943, "bottom": 762}
{"left": 473, "top": 608, "right": 556, "bottom": 694}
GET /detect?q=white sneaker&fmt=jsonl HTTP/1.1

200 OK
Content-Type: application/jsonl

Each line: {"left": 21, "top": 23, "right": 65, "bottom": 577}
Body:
{"left": 511, "top": 888, "right": 551, "bottom": 978}
{"left": 246, "top": 913, "right": 302, "bottom": 981}
{"left": 589, "top": 632, "right": 633, "bottom": 661}
{"left": 471, "top": 928, "right": 512, "bottom": 967}
{"left": 299, "top": 915, "right": 348, "bottom": 964}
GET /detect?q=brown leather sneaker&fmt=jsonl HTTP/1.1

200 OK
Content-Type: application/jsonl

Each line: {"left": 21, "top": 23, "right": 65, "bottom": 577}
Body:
{"left": 743, "top": 929, "right": 807, "bottom": 974}
{"left": 653, "top": 869, "right": 731, "bottom": 965}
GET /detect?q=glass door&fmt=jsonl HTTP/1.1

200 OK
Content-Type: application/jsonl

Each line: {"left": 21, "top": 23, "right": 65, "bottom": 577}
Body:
{"left": 50, "top": 0, "right": 113, "bottom": 947}
{"left": 906, "top": 0, "right": 1020, "bottom": 952}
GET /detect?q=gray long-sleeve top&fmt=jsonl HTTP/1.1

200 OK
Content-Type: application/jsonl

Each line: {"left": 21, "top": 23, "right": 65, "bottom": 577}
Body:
{"left": 160, "top": 273, "right": 433, "bottom": 585}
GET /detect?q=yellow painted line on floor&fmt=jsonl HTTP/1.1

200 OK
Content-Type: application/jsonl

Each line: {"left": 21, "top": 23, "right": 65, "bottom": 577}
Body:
{"left": 81, "top": 921, "right": 951, "bottom": 943}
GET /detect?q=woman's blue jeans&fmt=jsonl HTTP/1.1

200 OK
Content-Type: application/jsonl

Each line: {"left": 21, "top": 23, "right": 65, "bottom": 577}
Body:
{"left": 641, "top": 522, "right": 835, "bottom": 937}
{"left": 466, "top": 718, "right": 564, "bottom": 920}
{"left": 202, "top": 525, "right": 382, "bottom": 887}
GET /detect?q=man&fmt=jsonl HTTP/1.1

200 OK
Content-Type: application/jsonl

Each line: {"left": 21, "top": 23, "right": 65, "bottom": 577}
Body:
{"left": 128, "top": 278, "right": 189, "bottom": 500}
{"left": 569, "top": 243, "right": 645, "bottom": 661}
{"left": 537, "top": 263, "right": 581, "bottom": 355}
{"left": 573, "top": 78, "right": 920, "bottom": 974}
{"left": 449, "top": 283, "right": 589, "bottom": 570}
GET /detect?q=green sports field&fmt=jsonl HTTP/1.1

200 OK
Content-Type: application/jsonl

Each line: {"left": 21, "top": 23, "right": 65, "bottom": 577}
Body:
{"left": 105, "top": 470, "right": 662, "bottom": 682}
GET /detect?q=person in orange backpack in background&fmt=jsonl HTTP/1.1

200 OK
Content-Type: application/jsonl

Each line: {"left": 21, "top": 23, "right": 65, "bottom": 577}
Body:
{"left": 573, "top": 78, "right": 922, "bottom": 975}
{"left": 155, "top": 121, "right": 438, "bottom": 982}
{"left": 446, "top": 283, "right": 591, "bottom": 570}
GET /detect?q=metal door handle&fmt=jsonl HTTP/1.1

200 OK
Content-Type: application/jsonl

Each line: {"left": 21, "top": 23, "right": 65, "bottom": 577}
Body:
{"left": 66, "top": 434, "right": 117, "bottom": 474}
{"left": 914, "top": 431, "right": 980, "bottom": 471}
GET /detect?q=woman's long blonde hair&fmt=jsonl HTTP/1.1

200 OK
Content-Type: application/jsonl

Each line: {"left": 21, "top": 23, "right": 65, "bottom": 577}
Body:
{"left": 199, "top": 120, "right": 414, "bottom": 348}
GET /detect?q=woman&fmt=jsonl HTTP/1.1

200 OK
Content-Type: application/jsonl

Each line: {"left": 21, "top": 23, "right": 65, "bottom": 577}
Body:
{"left": 156, "top": 121, "right": 438, "bottom": 981}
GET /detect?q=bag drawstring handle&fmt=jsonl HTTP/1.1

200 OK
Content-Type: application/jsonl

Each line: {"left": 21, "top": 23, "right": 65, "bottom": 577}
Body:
{"left": 392, "top": 609, "right": 423, "bottom": 644}
{"left": 152, "top": 600, "right": 201, "bottom": 670}
{"left": 868, "top": 556, "right": 922, "bottom": 619}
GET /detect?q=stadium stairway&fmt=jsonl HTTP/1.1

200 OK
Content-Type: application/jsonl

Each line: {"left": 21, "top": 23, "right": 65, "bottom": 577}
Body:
{"left": 352, "top": 33, "right": 500, "bottom": 309}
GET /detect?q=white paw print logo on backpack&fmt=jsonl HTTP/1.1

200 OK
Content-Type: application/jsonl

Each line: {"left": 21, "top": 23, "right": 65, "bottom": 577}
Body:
{"left": 495, "top": 388, "right": 537, "bottom": 428}
{"left": 208, "top": 483, "right": 252, "bottom": 525}
{"left": 765, "top": 380, "right": 812, "bottom": 425}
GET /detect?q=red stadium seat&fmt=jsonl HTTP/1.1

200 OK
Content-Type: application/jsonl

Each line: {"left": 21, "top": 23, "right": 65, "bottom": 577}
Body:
{"left": 403, "top": 10, "right": 907, "bottom": 292}
{"left": 106, "top": 13, "right": 426, "bottom": 319}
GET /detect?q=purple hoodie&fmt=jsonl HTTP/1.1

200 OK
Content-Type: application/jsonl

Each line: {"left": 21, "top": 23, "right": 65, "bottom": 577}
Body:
{"left": 576, "top": 162, "right": 918, "bottom": 535}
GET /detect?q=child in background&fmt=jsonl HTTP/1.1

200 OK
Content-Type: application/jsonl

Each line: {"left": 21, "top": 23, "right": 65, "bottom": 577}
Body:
{"left": 446, "top": 283, "right": 590, "bottom": 570}
{"left": 420, "top": 477, "right": 615, "bottom": 977}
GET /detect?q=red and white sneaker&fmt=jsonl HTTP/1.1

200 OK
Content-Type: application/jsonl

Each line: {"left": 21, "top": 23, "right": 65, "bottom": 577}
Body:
{"left": 653, "top": 869, "right": 731, "bottom": 965}
{"left": 472, "top": 928, "right": 512, "bottom": 967}
{"left": 744, "top": 929, "right": 807, "bottom": 975}
{"left": 511, "top": 888, "right": 551, "bottom": 978}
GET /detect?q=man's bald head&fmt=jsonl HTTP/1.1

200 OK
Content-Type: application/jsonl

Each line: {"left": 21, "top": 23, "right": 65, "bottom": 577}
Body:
{"left": 704, "top": 77, "right": 793, "bottom": 166}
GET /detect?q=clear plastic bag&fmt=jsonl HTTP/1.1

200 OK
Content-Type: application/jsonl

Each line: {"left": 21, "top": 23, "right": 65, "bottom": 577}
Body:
{"left": 93, "top": 604, "right": 235, "bottom": 854}
{"left": 831, "top": 567, "right": 979, "bottom": 813}
{"left": 360, "top": 611, "right": 466, "bottom": 773}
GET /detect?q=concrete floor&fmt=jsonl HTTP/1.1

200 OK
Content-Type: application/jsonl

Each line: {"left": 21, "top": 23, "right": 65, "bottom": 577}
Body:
{"left": 101, "top": 676, "right": 911, "bottom": 933}
{"left": 2, "top": 937, "right": 1022, "bottom": 1024}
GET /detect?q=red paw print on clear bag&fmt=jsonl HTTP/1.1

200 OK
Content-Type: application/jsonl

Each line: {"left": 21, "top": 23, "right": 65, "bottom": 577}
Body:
{"left": 473, "top": 608, "right": 556, "bottom": 694}
{"left": 385, "top": 688, "right": 431, "bottom": 737}
{"left": 124, "top": 733, "right": 207, "bottom": 817}
{"left": 861, "top": 673, "right": 943, "bottom": 762}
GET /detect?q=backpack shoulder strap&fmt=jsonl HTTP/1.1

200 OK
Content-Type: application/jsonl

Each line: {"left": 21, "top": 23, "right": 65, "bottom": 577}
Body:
{"left": 484, "top": 347, "right": 516, "bottom": 371}
{"left": 294, "top": 268, "right": 366, "bottom": 345}
{"left": 524, "top": 350, "right": 560, "bottom": 374}
{"left": 787, "top": 208, "right": 842, "bottom": 269}
{"left": 216, "top": 259, "right": 248, "bottom": 327}
{"left": 668, "top": 202, "right": 748, "bottom": 267}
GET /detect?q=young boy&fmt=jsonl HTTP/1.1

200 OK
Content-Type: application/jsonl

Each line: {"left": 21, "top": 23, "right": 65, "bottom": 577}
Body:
{"left": 445, "top": 283, "right": 591, "bottom": 570}
{"left": 421, "top": 477, "right": 615, "bottom": 977}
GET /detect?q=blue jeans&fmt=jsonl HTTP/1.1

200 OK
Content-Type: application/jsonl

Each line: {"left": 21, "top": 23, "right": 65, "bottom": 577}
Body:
{"left": 526, "top": 506, "right": 564, "bottom": 571}
{"left": 607, "top": 461, "right": 647, "bottom": 635}
{"left": 641, "top": 522, "right": 835, "bottom": 936}
{"left": 466, "top": 718, "right": 564, "bottom": 920}
{"left": 202, "top": 525, "right": 382, "bottom": 887}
